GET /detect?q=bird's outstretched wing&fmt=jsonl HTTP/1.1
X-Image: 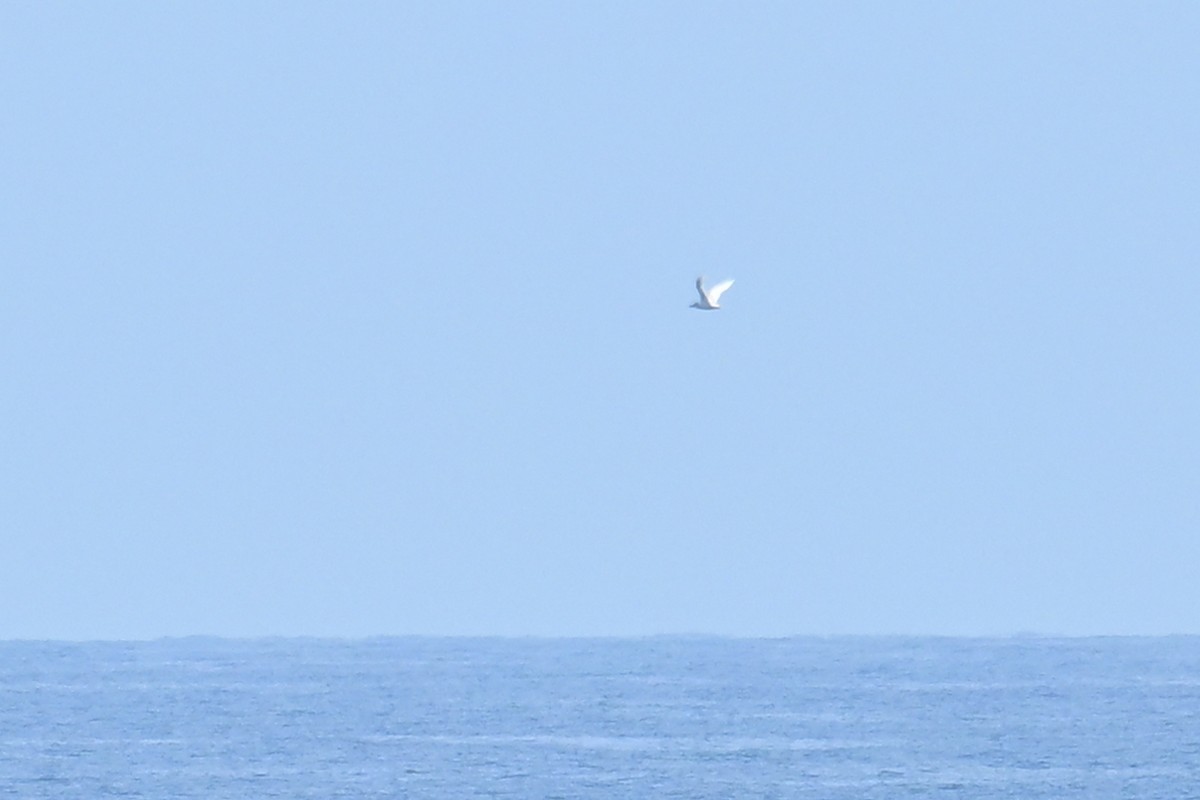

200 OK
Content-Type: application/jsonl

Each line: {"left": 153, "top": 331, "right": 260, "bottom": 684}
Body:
{"left": 707, "top": 279, "right": 735, "bottom": 304}
{"left": 695, "top": 276, "right": 708, "bottom": 304}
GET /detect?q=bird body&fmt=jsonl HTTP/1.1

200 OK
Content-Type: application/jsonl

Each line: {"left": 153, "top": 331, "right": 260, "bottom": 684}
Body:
{"left": 691, "top": 277, "right": 735, "bottom": 310}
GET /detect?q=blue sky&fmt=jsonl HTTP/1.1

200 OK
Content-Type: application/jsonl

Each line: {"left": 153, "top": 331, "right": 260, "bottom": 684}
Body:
{"left": 3, "top": 3, "right": 1198, "bottom": 639}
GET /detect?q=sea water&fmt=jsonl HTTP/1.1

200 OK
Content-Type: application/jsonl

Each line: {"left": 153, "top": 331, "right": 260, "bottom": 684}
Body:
{"left": 1, "top": 636, "right": 1197, "bottom": 799}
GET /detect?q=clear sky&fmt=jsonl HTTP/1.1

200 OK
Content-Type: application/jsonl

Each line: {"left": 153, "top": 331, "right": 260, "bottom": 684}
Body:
{"left": 3, "top": 3, "right": 1198, "bottom": 639}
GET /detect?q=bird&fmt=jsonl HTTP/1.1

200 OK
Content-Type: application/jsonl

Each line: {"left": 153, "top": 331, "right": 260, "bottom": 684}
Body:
{"left": 691, "top": 276, "right": 735, "bottom": 310}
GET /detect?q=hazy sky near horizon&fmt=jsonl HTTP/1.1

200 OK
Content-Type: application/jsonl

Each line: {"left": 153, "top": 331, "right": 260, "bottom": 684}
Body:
{"left": 3, "top": 3, "right": 1198, "bottom": 639}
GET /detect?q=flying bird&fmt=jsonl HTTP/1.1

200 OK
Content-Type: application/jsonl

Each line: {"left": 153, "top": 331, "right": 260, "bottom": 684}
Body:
{"left": 691, "top": 277, "right": 735, "bottom": 310}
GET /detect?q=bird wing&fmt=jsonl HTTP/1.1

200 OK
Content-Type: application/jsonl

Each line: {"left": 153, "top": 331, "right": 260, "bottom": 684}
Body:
{"left": 706, "top": 279, "right": 735, "bottom": 304}
{"left": 694, "top": 276, "right": 709, "bottom": 304}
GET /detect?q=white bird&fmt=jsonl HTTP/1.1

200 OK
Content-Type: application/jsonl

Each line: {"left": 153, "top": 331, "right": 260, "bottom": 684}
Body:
{"left": 691, "top": 276, "right": 735, "bottom": 310}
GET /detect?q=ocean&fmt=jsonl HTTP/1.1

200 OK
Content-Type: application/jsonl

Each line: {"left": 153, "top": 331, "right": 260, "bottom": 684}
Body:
{"left": 1, "top": 636, "right": 1197, "bottom": 798}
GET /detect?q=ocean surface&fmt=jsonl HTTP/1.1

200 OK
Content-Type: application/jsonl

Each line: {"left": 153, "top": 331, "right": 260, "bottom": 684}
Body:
{"left": 1, "top": 636, "right": 1197, "bottom": 799}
